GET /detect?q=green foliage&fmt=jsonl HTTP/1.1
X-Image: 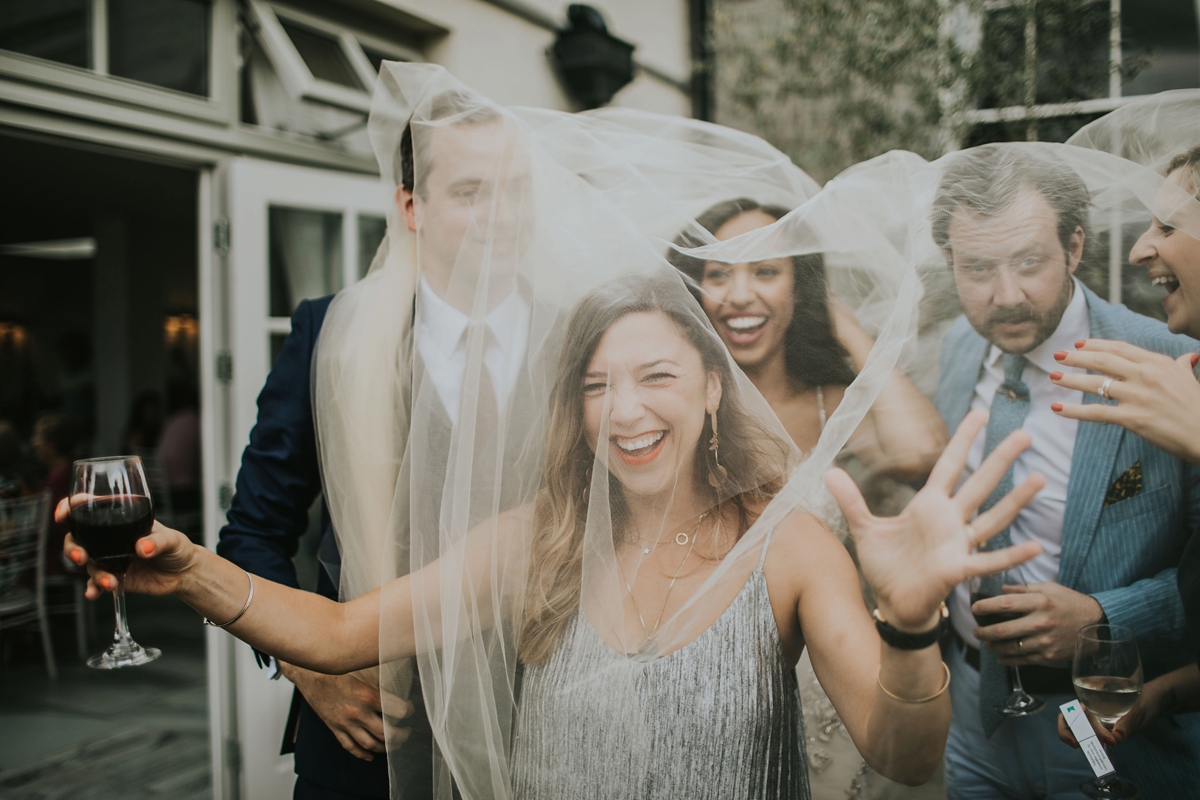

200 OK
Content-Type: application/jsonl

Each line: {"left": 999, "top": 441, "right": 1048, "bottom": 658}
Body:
{"left": 714, "top": 0, "right": 951, "bottom": 183}
{"left": 713, "top": 0, "right": 1150, "bottom": 182}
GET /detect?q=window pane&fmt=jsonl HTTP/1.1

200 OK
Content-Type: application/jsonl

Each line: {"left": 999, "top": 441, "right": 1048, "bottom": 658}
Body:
{"left": 0, "top": 0, "right": 90, "bottom": 68}
{"left": 1122, "top": 0, "right": 1200, "bottom": 95}
{"left": 969, "top": 7, "right": 1026, "bottom": 110}
{"left": 970, "top": 2, "right": 1109, "bottom": 109}
{"left": 108, "top": 0, "right": 209, "bottom": 96}
{"left": 269, "top": 207, "right": 343, "bottom": 317}
{"left": 358, "top": 215, "right": 387, "bottom": 279}
{"left": 963, "top": 112, "right": 1103, "bottom": 146}
{"left": 280, "top": 19, "right": 363, "bottom": 90}
{"left": 1033, "top": 112, "right": 1105, "bottom": 142}
{"left": 361, "top": 44, "right": 405, "bottom": 76}
{"left": 1034, "top": 1, "right": 1109, "bottom": 103}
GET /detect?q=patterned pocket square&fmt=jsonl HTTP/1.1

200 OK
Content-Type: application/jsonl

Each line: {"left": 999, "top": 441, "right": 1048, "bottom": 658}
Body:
{"left": 1104, "top": 460, "right": 1143, "bottom": 507}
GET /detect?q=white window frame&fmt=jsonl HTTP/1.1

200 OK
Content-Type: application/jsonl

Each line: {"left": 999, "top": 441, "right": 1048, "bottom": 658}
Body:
{"left": 248, "top": 1, "right": 422, "bottom": 114}
{"left": 0, "top": 0, "right": 232, "bottom": 124}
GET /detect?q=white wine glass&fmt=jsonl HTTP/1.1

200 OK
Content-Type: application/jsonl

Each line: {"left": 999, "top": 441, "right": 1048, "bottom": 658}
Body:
{"left": 1072, "top": 623, "right": 1141, "bottom": 799}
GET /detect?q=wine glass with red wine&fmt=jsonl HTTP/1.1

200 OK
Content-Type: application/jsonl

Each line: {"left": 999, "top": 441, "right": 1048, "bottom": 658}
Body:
{"left": 968, "top": 567, "right": 1045, "bottom": 716}
{"left": 1072, "top": 624, "right": 1142, "bottom": 799}
{"left": 69, "top": 456, "right": 162, "bottom": 669}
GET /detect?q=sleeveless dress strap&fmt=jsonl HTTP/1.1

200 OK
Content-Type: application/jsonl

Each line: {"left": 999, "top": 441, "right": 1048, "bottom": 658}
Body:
{"left": 756, "top": 524, "right": 776, "bottom": 570}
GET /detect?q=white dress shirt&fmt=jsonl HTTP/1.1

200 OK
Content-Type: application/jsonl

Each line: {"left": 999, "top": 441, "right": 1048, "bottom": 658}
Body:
{"left": 416, "top": 278, "right": 530, "bottom": 424}
{"left": 951, "top": 279, "right": 1091, "bottom": 646}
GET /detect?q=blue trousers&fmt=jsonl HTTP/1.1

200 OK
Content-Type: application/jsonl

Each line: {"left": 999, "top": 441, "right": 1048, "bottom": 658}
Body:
{"left": 944, "top": 641, "right": 1096, "bottom": 799}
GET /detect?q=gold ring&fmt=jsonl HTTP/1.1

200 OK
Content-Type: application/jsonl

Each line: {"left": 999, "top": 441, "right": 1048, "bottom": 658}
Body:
{"left": 1017, "top": 639, "right": 1024, "bottom": 653}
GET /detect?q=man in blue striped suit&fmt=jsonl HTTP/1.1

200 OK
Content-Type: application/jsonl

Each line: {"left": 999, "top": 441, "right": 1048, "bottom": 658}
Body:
{"left": 932, "top": 145, "right": 1200, "bottom": 799}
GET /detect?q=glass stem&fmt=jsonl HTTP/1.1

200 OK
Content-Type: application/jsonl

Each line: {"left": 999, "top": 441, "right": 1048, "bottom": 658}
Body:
{"left": 112, "top": 573, "right": 132, "bottom": 646}
{"left": 1009, "top": 665, "right": 1026, "bottom": 693}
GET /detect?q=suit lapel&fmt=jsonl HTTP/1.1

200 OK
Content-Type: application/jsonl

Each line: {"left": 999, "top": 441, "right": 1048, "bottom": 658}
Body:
{"left": 1058, "top": 288, "right": 1126, "bottom": 588}
{"left": 936, "top": 325, "right": 989, "bottom": 434}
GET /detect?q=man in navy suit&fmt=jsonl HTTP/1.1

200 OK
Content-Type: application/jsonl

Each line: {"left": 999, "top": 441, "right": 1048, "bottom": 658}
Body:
{"left": 931, "top": 145, "right": 1200, "bottom": 798}
{"left": 217, "top": 96, "right": 534, "bottom": 800}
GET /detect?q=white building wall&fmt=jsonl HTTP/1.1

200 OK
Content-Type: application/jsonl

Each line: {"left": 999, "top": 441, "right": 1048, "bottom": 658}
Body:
{"left": 378, "top": 0, "right": 692, "bottom": 115}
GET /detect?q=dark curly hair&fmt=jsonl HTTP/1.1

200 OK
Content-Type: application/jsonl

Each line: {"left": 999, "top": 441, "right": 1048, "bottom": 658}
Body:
{"left": 667, "top": 198, "right": 857, "bottom": 389}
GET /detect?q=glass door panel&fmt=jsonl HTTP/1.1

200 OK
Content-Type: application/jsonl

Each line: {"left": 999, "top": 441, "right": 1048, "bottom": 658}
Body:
{"left": 224, "top": 158, "right": 386, "bottom": 799}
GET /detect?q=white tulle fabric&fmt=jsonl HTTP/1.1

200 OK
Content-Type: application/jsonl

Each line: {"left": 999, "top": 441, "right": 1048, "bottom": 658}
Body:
{"left": 1068, "top": 90, "right": 1200, "bottom": 243}
{"left": 309, "top": 61, "right": 1194, "bottom": 799}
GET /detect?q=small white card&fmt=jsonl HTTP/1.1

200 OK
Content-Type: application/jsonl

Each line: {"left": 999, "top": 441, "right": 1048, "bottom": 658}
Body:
{"left": 1060, "top": 700, "right": 1116, "bottom": 778}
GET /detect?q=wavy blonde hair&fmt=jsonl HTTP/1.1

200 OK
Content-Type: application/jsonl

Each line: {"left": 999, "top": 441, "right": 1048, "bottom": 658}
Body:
{"left": 518, "top": 275, "right": 791, "bottom": 665}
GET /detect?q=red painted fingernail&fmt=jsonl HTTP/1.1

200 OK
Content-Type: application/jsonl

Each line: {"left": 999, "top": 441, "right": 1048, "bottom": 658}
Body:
{"left": 1051, "top": 403, "right": 1063, "bottom": 412}
{"left": 1050, "top": 371, "right": 1063, "bottom": 381}
{"left": 103, "top": 576, "right": 115, "bottom": 590}
{"left": 1054, "top": 351, "right": 1067, "bottom": 361}
{"left": 1074, "top": 340, "right": 1086, "bottom": 349}
{"left": 139, "top": 540, "right": 155, "bottom": 556}
{"left": 1191, "top": 354, "right": 1199, "bottom": 367}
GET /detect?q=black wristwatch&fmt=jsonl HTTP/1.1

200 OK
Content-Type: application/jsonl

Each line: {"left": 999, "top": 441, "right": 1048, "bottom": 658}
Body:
{"left": 872, "top": 602, "right": 949, "bottom": 651}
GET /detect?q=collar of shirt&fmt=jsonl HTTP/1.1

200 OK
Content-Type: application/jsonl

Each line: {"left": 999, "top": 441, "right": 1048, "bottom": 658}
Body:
{"left": 416, "top": 277, "right": 528, "bottom": 359}
{"left": 415, "top": 278, "right": 530, "bottom": 422}
{"left": 982, "top": 277, "right": 1090, "bottom": 378}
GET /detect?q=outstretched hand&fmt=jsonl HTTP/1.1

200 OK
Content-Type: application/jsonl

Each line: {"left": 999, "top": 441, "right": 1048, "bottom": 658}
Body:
{"left": 58, "top": 496, "right": 198, "bottom": 599}
{"left": 825, "top": 409, "right": 1044, "bottom": 632}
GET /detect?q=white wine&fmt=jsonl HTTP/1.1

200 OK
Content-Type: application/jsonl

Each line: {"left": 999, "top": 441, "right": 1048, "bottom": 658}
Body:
{"left": 1073, "top": 676, "right": 1141, "bottom": 725}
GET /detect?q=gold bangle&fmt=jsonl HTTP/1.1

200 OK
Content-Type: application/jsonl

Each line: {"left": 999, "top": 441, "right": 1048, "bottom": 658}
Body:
{"left": 877, "top": 661, "right": 951, "bottom": 704}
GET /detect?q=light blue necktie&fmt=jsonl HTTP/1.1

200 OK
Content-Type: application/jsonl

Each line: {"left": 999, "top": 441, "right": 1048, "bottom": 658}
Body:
{"left": 978, "top": 353, "right": 1029, "bottom": 737}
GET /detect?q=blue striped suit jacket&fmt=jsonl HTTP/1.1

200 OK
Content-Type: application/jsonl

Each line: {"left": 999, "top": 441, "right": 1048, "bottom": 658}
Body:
{"left": 935, "top": 283, "right": 1200, "bottom": 793}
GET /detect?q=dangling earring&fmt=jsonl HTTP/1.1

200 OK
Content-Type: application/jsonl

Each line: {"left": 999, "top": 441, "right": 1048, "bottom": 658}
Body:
{"left": 708, "top": 409, "right": 728, "bottom": 488}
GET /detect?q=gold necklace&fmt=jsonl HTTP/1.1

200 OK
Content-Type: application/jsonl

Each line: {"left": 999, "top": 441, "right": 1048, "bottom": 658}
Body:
{"left": 621, "top": 518, "right": 704, "bottom": 656}
{"left": 625, "top": 511, "right": 707, "bottom": 555}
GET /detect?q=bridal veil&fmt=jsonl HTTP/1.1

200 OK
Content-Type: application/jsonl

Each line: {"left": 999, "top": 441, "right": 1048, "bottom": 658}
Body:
{"left": 309, "top": 62, "right": 1195, "bottom": 799}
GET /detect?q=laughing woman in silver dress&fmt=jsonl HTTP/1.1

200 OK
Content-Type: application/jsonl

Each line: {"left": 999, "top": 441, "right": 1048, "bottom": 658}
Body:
{"left": 65, "top": 274, "right": 1039, "bottom": 800}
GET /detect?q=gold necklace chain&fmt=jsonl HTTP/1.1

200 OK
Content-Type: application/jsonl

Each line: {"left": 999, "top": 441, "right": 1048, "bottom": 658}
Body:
{"left": 621, "top": 515, "right": 707, "bottom": 655}
{"left": 625, "top": 511, "right": 707, "bottom": 555}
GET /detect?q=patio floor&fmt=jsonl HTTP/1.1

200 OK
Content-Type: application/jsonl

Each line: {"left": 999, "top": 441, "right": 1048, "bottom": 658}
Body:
{"left": 0, "top": 592, "right": 210, "bottom": 799}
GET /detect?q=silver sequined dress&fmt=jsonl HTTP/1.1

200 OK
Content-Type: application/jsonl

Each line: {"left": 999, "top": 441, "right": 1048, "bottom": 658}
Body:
{"left": 510, "top": 537, "right": 810, "bottom": 800}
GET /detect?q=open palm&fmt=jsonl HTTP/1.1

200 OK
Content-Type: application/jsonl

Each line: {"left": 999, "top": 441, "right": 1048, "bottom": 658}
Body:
{"left": 825, "top": 410, "right": 1044, "bottom": 631}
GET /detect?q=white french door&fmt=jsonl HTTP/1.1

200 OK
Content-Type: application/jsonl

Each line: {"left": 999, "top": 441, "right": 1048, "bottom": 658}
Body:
{"left": 208, "top": 158, "right": 388, "bottom": 800}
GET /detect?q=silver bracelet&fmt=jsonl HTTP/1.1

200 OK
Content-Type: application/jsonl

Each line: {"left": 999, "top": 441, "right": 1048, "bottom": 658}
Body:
{"left": 203, "top": 571, "right": 254, "bottom": 628}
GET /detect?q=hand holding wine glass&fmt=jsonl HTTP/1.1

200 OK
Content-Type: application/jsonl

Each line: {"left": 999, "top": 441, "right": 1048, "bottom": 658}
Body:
{"left": 64, "top": 457, "right": 174, "bottom": 668}
{"left": 825, "top": 409, "right": 1045, "bottom": 632}
{"left": 60, "top": 494, "right": 198, "bottom": 602}
{"left": 970, "top": 567, "right": 1045, "bottom": 716}
{"left": 1071, "top": 624, "right": 1143, "bottom": 799}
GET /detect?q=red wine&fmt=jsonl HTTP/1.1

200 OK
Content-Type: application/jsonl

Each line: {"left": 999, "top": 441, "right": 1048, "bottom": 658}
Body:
{"left": 69, "top": 495, "right": 154, "bottom": 574}
{"left": 970, "top": 592, "right": 1023, "bottom": 629}
{"left": 1073, "top": 676, "right": 1141, "bottom": 725}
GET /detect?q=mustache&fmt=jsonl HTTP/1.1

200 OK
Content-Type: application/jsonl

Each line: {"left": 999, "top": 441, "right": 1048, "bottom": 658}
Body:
{"left": 986, "top": 305, "right": 1041, "bottom": 327}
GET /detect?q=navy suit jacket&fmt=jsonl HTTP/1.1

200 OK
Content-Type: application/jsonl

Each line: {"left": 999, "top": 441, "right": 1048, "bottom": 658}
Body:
{"left": 935, "top": 284, "right": 1200, "bottom": 793}
{"left": 218, "top": 297, "right": 432, "bottom": 799}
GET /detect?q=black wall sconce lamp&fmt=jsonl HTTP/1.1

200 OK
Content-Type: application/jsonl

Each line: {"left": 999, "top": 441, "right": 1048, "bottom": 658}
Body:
{"left": 552, "top": 4, "right": 635, "bottom": 109}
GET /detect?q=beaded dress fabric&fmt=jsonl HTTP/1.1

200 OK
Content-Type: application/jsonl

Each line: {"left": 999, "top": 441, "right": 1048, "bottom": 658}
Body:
{"left": 511, "top": 536, "right": 810, "bottom": 800}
